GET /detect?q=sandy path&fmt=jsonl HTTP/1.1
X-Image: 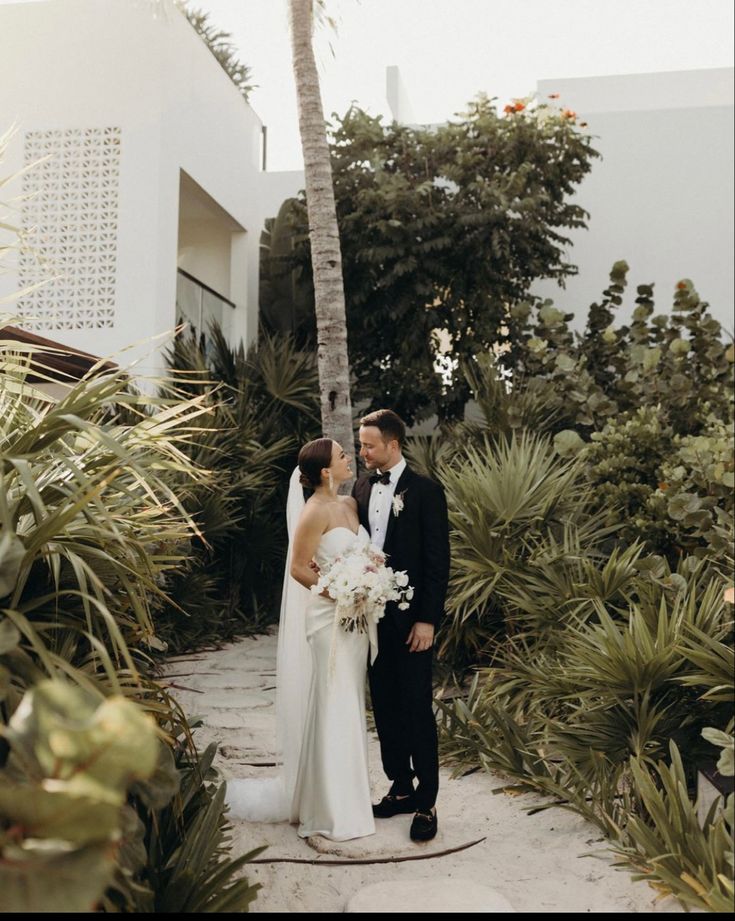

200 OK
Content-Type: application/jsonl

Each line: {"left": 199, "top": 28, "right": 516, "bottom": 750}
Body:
{"left": 161, "top": 633, "right": 681, "bottom": 913}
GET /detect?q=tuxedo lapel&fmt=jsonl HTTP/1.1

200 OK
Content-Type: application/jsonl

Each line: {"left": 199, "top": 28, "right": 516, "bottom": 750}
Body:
{"left": 355, "top": 475, "right": 372, "bottom": 530}
{"left": 383, "top": 465, "right": 414, "bottom": 551}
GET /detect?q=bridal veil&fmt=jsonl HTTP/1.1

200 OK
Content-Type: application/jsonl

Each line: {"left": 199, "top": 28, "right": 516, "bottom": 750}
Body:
{"left": 225, "top": 468, "right": 312, "bottom": 821}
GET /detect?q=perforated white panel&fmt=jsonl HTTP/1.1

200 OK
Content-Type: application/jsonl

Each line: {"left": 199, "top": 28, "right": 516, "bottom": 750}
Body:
{"left": 18, "top": 127, "right": 121, "bottom": 329}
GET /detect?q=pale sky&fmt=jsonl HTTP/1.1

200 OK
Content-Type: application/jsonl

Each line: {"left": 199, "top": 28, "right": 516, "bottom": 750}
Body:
{"left": 194, "top": 0, "right": 734, "bottom": 170}
{"left": 3, "top": 1, "right": 733, "bottom": 170}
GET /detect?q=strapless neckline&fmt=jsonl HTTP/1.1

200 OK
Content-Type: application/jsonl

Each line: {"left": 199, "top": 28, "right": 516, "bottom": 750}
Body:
{"left": 323, "top": 525, "right": 361, "bottom": 538}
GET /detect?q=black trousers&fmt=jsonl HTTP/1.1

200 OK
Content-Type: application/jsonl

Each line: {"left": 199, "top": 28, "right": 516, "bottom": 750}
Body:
{"left": 368, "top": 617, "right": 439, "bottom": 812}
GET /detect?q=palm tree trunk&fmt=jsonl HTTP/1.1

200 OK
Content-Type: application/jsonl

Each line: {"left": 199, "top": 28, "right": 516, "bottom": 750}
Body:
{"left": 288, "top": 0, "right": 354, "bottom": 464}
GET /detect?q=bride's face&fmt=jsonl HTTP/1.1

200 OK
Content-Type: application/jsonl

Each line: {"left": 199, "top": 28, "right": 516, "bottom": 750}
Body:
{"left": 325, "top": 441, "right": 352, "bottom": 485}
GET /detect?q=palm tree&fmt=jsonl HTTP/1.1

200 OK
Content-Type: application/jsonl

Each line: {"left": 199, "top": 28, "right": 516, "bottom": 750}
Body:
{"left": 288, "top": 0, "right": 355, "bottom": 465}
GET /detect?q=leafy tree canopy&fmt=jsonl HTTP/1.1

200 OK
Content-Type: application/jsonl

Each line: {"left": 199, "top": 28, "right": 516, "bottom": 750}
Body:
{"left": 264, "top": 95, "right": 599, "bottom": 423}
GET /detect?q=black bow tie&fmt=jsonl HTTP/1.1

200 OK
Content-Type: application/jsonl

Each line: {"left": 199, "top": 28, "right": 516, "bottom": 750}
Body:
{"left": 369, "top": 471, "right": 391, "bottom": 486}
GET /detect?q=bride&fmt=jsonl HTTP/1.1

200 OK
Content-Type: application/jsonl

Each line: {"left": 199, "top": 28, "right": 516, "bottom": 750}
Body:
{"left": 226, "top": 437, "right": 375, "bottom": 841}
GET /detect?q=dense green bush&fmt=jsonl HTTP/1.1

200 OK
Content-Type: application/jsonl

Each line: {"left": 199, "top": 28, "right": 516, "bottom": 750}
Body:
{"left": 424, "top": 261, "right": 734, "bottom": 910}
{"left": 507, "top": 263, "right": 733, "bottom": 437}
{"left": 265, "top": 95, "right": 599, "bottom": 423}
{"left": 437, "top": 561, "right": 733, "bottom": 911}
{"left": 431, "top": 431, "right": 621, "bottom": 670}
{"left": 0, "top": 332, "right": 262, "bottom": 911}
{"left": 157, "top": 325, "right": 320, "bottom": 652}
{"left": 579, "top": 411, "right": 735, "bottom": 562}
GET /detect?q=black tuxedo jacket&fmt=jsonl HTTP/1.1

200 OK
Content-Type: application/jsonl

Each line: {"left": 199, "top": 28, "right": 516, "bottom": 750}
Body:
{"left": 353, "top": 464, "right": 450, "bottom": 636}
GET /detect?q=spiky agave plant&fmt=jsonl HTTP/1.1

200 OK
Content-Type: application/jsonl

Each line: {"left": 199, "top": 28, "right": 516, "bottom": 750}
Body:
{"left": 611, "top": 742, "right": 734, "bottom": 912}
{"left": 438, "top": 557, "right": 734, "bottom": 909}
{"left": 436, "top": 429, "right": 617, "bottom": 669}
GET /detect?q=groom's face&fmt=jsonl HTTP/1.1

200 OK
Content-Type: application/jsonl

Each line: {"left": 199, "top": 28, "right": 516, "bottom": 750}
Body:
{"left": 358, "top": 425, "right": 399, "bottom": 471}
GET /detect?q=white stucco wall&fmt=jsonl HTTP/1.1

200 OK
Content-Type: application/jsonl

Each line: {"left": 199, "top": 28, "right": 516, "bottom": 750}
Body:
{"left": 0, "top": 0, "right": 303, "bottom": 379}
{"left": 533, "top": 69, "right": 734, "bottom": 333}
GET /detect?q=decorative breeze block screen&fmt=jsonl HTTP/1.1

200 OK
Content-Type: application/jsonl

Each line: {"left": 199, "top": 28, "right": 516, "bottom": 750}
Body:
{"left": 18, "top": 127, "right": 121, "bottom": 329}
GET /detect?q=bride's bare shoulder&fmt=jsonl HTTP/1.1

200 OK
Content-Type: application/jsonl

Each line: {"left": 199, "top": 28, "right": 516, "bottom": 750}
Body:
{"left": 339, "top": 495, "right": 358, "bottom": 511}
{"left": 300, "top": 497, "right": 329, "bottom": 527}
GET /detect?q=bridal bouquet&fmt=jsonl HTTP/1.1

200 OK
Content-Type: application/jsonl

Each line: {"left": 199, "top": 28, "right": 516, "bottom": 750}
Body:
{"left": 312, "top": 544, "right": 414, "bottom": 635}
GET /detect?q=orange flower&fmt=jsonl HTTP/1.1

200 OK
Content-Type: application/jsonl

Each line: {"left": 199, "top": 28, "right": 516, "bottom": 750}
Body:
{"left": 658, "top": 482, "right": 669, "bottom": 491}
{"left": 724, "top": 586, "right": 735, "bottom": 605}
{"left": 514, "top": 101, "right": 526, "bottom": 112}
{"left": 676, "top": 281, "right": 688, "bottom": 290}
{"left": 503, "top": 104, "right": 515, "bottom": 114}
{"left": 548, "top": 93, "right": 560, "bottom": 99}
{"left": 562, "top": 108, "right": 577, "bottom": 119}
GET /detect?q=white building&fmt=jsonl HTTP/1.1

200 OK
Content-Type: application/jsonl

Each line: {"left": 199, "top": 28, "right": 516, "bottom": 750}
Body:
{"left": 533, "top": 68, "right": 734, "bottom": 332}
{"left": 386, "top": 66, "right": 734, "bottom": 334}
{"left": 0, "top": 0, "right": 303, "bottom": 378}
{"left": 1, "top": 0, "right": 731, "bottom": 389}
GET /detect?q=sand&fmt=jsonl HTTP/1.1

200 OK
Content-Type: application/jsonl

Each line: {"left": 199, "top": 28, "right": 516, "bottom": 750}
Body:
{"left": 161, "top": 633, "right": 682, "bottom": 913}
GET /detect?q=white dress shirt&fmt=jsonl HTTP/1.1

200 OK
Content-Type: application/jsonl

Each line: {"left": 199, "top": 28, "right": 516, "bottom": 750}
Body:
{"left": 368, "top": 456, "right": 406, "bottom": 551}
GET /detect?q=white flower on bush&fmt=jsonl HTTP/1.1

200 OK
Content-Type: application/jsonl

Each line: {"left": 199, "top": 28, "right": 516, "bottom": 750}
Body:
{"left": 392, "top": 490, "right": 406, "bottom": 517}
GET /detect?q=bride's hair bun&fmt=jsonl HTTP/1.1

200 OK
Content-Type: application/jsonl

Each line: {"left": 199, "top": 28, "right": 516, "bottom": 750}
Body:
{"left": 298, "top": 437, "right": 334, "bottom": 490}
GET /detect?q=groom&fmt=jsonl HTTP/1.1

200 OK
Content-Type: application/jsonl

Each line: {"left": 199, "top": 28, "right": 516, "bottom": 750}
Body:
{"left": 353, "top": 409, "right": 450, "bottom": 842}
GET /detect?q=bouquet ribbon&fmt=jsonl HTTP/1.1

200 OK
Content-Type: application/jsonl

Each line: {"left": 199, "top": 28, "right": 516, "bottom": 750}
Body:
{"left": 327, "top": 602, "right": 380, "bottom": 682}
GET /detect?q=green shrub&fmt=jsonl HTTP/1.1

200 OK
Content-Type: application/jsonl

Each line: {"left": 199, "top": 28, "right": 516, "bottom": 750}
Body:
{"left": 508, "top": 263, "right": 734, "bottom": 437}
{"left": 0, "top": 331, "right": 264, "bottom": 911}
{"left": 157, "top": 325, "right": 320, "bottom": 652}
{"left": 437, "top": 556, "right": 734, "bottom": 910}
{"left": 580, "top": 407, "right": 676, "bottom": 554}
{"left": 436, "top": 430, "right": 623, "bottom": 670}
{"left": 654, "top": 417, "right": 735, "bottom": 559}
{"left": 0, "top": 679, "right": 159, "bottom": 912}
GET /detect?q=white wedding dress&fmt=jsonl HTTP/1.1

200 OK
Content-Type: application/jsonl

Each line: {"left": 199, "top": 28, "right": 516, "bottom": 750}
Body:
{"left": 291, "top": 524, "right": 375, "bottom": 840}
{"left": 226, "top": 505, "right": 375, "bottom": 842}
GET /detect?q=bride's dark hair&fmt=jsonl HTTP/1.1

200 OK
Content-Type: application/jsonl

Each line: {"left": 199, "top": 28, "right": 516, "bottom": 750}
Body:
{"left": 298, "top": 437, "right": 334, "bottom": 490}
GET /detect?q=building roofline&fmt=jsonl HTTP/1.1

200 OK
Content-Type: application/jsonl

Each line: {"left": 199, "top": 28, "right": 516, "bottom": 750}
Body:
{"left": 1, "top": 324, "right": 118, "bottom": 382}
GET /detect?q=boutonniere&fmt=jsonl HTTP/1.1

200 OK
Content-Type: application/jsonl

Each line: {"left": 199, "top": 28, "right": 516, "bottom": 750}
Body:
{"left": 392, "top": 490, "right": 407, "bottom": 518}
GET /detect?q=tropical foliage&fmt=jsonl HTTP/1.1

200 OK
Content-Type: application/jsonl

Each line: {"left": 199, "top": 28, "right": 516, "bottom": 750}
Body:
{"left": 0, "top": 331, "right": 263, "bottom": 911}
{"left": 259, "top": 198, "right": 314, "bottom": 345}
{"left": 264, "top": 95, "right": 598, "bottom": 423}
{"left": 422, "top": 263, "right": 734, "bottom": 910}
{"left": 158, "top": 324, "right": 320, "bottom": 652}
{"left": 0, "top": 679, "right": 160, "bottom": 912}
{"left": 180, "top": 2, "right": 254, "bottom": 100}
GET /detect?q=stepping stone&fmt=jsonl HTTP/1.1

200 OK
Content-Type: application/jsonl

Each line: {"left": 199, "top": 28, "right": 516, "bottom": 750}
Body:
{"left": 191, "top": 690, "right": 272, "bottom": 710}
{"left": 345, "top": 879, "right": 515, "bottom": 913}
{"left": 306, "top": 816, "right": 416, "bottom": 859}
{"left": 218, "top": 744, "right": 281, "bottom": 762}
{"left": 176, "top": 672, "right": 271, "bottom": 691}
{"left": 197, "top": 711, "right": 253, "bottom": 730}
{"left": 305, "top": 810, "right": 480, "bottom": 860}
{"left": 205, "top": 709, "right": 275, "bottom": 733}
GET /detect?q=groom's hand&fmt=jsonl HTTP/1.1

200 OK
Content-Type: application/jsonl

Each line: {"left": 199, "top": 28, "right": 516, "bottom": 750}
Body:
{"left": 406, "top": 622, "right": 434, "bottom": 653}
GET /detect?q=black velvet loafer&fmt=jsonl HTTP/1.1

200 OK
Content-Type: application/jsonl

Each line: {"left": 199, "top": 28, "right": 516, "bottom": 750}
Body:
{"left": 372, "top": 793, "right": 416, "bottom": 818}
{"left": 410, "top": 809, "right": 438, "bottom": 841}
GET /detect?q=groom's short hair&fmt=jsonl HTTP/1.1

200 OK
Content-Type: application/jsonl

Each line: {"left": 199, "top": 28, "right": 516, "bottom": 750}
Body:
{"left": 359, "top": 409, "right": 406, "bottom": 445}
